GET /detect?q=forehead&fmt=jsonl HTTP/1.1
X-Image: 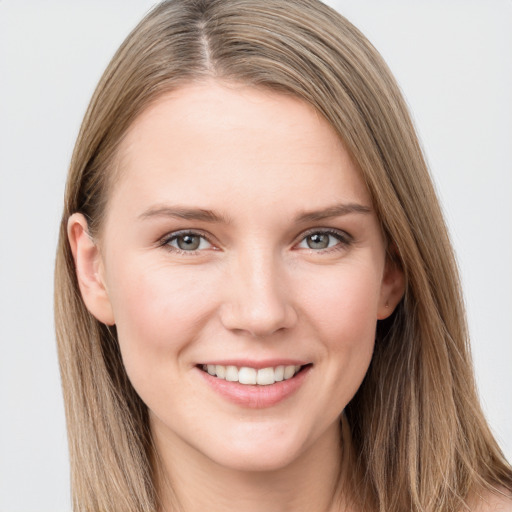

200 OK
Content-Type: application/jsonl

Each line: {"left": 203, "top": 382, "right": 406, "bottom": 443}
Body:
{"left": 110, "top": 80, "right": 371, "bottom": 219}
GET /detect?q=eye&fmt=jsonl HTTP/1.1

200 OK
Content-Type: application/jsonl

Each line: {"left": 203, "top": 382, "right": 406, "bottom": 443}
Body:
{"left": 297, "top": 230, "right": 350, "bottom": 251}
{"left": 163, "top": 231, "right": 213, "bottom": 252}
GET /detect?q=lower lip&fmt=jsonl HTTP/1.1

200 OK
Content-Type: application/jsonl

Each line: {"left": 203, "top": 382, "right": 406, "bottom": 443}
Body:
{"left": 196, "top": 365, "right": 311, "bottom": 409}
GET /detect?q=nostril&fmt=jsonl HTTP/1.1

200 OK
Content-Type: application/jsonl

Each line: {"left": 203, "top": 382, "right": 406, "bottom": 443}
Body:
{"left": 219, "top": 301, "right": 298, "bottom": 338}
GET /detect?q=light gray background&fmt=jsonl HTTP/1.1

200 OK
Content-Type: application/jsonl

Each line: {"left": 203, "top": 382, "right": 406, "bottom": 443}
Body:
{"left": 1, "top": 1, "right": 511, "bottom": 510}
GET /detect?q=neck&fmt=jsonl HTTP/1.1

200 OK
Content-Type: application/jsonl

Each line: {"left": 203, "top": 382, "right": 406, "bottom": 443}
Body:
{"left": 153, "top": 417, "right": 350, "bottom": 512}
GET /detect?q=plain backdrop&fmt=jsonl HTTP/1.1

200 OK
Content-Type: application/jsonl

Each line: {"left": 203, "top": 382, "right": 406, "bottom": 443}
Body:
{"left": 1, "top": 1, "right": 511, "bottom": 510}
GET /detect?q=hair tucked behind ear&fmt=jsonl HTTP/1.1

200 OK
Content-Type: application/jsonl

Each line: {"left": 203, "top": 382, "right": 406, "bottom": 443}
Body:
{"left": 55, "top": 1, "right": 512, "bottom": 510}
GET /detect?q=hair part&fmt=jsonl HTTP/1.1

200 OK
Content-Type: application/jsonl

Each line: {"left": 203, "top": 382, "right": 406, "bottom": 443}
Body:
{"left": 55, "top": 1, "right": 512, "bottom": 510}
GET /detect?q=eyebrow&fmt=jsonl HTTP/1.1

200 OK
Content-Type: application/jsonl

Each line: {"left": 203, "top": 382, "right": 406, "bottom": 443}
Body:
{"left": 138, "top": 202, "right": 371, "bottom": 224}
{"left": 138, "top": 205, "right": 230, "bottom": 224}
{"left": 294, "top": 203, "right": 372, "bottom": 223}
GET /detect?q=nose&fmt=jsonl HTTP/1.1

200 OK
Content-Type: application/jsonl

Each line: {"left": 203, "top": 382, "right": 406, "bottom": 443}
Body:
{"left": 219, "top": 249, "right": 298, "bottom": 338}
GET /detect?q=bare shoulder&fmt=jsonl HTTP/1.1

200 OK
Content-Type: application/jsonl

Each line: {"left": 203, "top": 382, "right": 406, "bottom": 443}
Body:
{"left": 471, "top": 488, "right": 512, "bottom": 512}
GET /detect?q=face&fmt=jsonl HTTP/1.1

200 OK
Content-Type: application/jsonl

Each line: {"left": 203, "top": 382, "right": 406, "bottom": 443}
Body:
{"left": 71, "top": 81, "right": 403, "bottom": 473}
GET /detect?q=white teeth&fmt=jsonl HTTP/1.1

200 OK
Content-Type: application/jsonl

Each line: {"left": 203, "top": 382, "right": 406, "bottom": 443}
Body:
{"left": 239, "top": 367, "right": 257, "bottom": 384}
{"left": 274, "top": 365, "right": 284, "bottom": 382}
{"left": 225, "top": 365, "right": 238, "bottom": 382}
{"left": 202, "top": 363, "right": 303, "bottom": 385}
{"left": 256, "top": 367, "right": 275, "bottom": 385}
{"left": 215, "top": 365, "right": 226, "bottom": 379}
{"left": 283, "top": 365, "right": 296, "bottom": 379}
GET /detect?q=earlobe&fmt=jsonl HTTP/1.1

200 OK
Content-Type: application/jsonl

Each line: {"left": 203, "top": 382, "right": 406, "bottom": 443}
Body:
{"left": 67, "top": 213, "right": 115, "bottom": 325}
{"left": 377, "top": 255, "right": 405, "bottom": 320}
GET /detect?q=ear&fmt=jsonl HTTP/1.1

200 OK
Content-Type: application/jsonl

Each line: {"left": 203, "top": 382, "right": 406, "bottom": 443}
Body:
{"left": 67, "top": 213, "right": 115, "bottom": 325}
{"left": 377, "top": 252, "right": 405, "bottom": 320}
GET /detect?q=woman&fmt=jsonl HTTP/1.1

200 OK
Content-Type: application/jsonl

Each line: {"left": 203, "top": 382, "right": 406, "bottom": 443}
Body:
{"left": 54, "top": 0, "right": 512, "bottom": 510}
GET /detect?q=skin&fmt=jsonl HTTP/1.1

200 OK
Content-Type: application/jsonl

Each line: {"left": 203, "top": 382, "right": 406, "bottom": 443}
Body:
{"left": 69, "top": 81, "right": 406, "bottom": 511}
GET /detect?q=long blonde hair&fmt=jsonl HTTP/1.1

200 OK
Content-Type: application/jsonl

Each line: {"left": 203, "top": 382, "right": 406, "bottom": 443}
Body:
{"left": 54, "top": 1, "right": 512, "bottom": 510}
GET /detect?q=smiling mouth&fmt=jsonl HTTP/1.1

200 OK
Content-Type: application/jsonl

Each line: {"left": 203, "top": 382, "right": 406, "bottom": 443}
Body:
{"left": 199, "top": 364, "right": 309, "bottom": 386}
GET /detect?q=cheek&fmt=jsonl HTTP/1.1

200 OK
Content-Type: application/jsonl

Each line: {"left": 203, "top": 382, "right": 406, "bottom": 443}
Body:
{"left": 303, "top": 264, "right": 381, "bottom": 391}
{"left": 305, "top": 264, "right": 381, "bottom": 343}
{"left": 106, "top": 259, "right": 219, "bottom": 375}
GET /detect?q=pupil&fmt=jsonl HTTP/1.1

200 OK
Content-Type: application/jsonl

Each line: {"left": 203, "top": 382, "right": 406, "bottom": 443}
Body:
{"left": 178, "top": 235, "right": 200, "bottom": 250}
{"left": 308, "top": 233, "right": 329, "bottom": 249}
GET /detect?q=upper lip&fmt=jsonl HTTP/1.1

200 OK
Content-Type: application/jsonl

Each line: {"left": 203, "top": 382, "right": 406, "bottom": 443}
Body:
{"left": 196, "top": 359, "right": 310, "bottom": 369}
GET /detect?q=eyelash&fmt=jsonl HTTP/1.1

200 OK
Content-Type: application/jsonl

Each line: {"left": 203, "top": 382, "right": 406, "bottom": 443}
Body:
{"left": 296, "top": 228, "right": 352, "bottom": 253}
{"left": 158, "top": 230, "right": 215, "bottom": 255}
{"left": 158, "top": 228, "right": 353, "bottom": 255}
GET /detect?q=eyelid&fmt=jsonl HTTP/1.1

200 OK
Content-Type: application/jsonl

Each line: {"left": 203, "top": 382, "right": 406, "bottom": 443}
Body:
{"left": 295, "top": 227, "right": 353, "bottom": 250}
{"left": 158, "top": 229, "right": 216, "bottom": 253}
{"left": 156, "top": 227, "right": 352, "bottom": 254}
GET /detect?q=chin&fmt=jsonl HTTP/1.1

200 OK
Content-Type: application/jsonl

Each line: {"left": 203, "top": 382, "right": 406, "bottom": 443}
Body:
{"left": 203, "top": 423, "right": 314, "bottom": 473}
{"left": 211, "top": 447, "right": 303, "bottom": 473}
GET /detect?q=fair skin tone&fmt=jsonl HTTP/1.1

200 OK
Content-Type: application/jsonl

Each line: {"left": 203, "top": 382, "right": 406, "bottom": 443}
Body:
{"left": 68, "top": 80, "right": 406, "bottom": 511}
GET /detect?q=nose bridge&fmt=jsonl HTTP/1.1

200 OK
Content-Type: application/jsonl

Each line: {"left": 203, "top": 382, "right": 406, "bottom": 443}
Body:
{"left": 221, "top": 244, "right": 296, "bottom": 337}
